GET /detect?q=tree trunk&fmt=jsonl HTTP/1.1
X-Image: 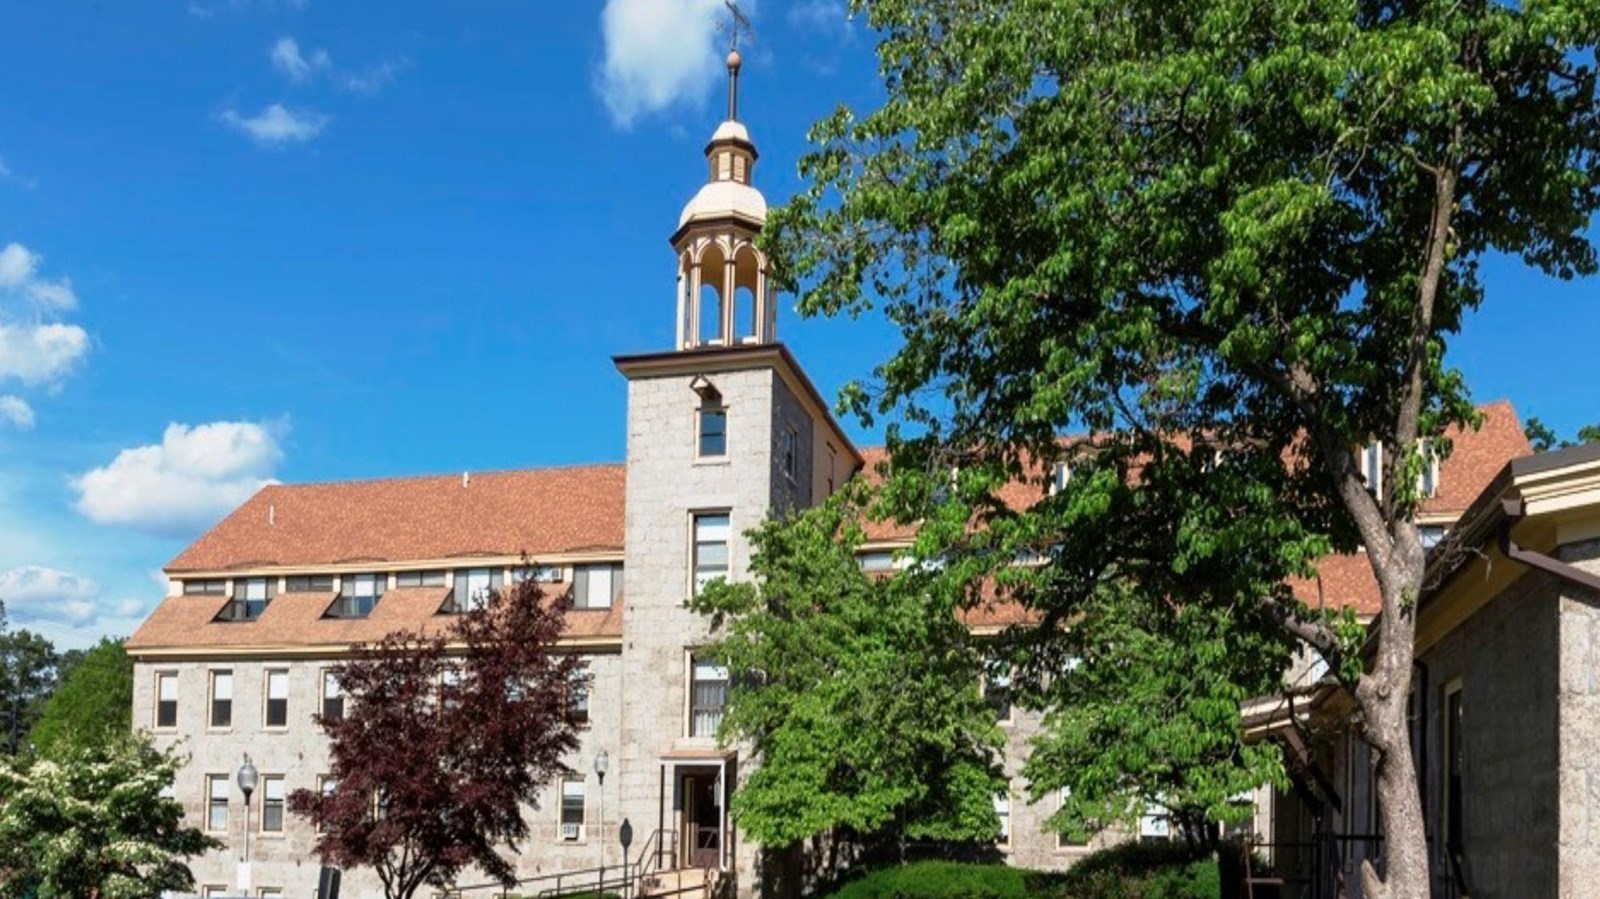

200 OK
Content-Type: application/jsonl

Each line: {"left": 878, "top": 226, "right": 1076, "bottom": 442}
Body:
{"left": 1354, "top": 544, "right": 1430, "bottom": 899}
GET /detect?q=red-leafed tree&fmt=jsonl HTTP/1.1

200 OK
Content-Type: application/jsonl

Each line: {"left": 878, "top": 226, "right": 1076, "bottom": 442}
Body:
{"left": 288, "top": 576, "right": 580, "bottom": 899}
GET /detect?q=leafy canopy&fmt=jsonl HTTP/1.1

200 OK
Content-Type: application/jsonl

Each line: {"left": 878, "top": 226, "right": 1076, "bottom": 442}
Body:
{"left": 691, "top": 481, "right": 1006, "bottom": 848}
{"left": 765, "top": 0, "right": 1600, "bottom": 878}
{"left": 289, "top": 575, "right": 580, "bottom": 899}
{"left": 29, "top": 638, "right": 133, "bottom": 759}
{"left": 0, "top": 735, "right": 219, "bottom": 899}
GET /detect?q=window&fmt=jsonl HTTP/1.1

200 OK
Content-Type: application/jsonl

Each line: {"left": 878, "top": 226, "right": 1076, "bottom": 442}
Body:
{"left": 573, "top": 563, "right": 622, "bottom": 609}
{"left": 515, "top": 565, "right": 564, "bottom": 583}
{"left": 285, "top": 574, "right": 334, "bottom": 592}
{"left": 1057, "top": 788, "right": 1087, "bottom": 848}
{"left": 206, "top": 774, "right": 229, "bottom": 832}
{"left": 781, "top": 426, "right": 798, "bottom": 480}
{"left": 258, "top": 890, "right": 284, "bottom": 898}
{"left": 262, "top": 776, "right": 285, "bottom": 833}
{"left": 698, "top": 406, "right": 728, "bottom": 457}
{"left": 692, "top": 513, "right": 730, "bottom": 596}
{"left": 209, "top": 670, "right": 233, "bottom": 728}
{"left": 1443, "top": 681, "right": 1464, "bottom": 856}
{"left": 1139, "top": 804, "right": 1172, "bottom": 840}
{"left": 984, "top": 659, "right": 1013, "bottom": 722}
{"left": 202, "top": 886, "right": 229, "bottom": 898}
{"left": 321, "top": 669, "right": 344, "bottom": 722}
{"left": 690, "top": 657, "right": 729, "bottom": 738}
{"left": 1420, "top": 524, "right": 1447, "bottom": 551}
{"left": 217, "top": 577, "right": 276, "bottom": 621}
{"left": 858, "top": 551, "right": 897, "bottom": 573}
{"left": 451, "top": 568, "right": 503, "bottom": 612}
{"left": 1051, "top": 461, "right": 1071, "bottom": 495}
{"left": 332, "top": 573, "right": 385, "bottom": 618}
{"left": 155, "top": 672, "right": 178, "bottom": 728}
{"left": 1359, "top": 441, "right": 1384, "bottom": 497}
{"left": 184, "top": 579, "right": 226, "bottom": 596}
{"left": 316, "top": 776, "right": 336, "bottom": 833}
{"left": 265, "top": 670, "right": 289, "bottom": 728}
{"left": 560, "top": 778, "right": 586, "bottom": 840}
{"left": 396, "top": 570, "right": 446, "bottom": 588}
{"left": 994, "top": 793, "right": 1011, "bottom": 846}
{"left": 568, "top": 663, "right": 591, "bottom": 725}
{"left": 1418, "top": 441, "right": 1440, "bottom": 498}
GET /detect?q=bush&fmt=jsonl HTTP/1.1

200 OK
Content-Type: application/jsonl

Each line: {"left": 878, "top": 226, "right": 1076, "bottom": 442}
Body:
{"left": 823, "top": 861, "right": 1032, "bottom": 899}
{"left": 1039, "top": 841, "right": 1220, "bottom": 899}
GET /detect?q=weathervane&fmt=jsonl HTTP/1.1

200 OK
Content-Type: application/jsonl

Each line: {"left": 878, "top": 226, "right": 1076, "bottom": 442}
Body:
{"left": 719, "top": 0, "right": 754, "bottom": 120}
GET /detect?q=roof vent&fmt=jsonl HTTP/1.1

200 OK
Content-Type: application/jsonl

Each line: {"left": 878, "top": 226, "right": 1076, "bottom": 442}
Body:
{"left": 462, "top": 472, "right": 471, "bottom": 489}
{"left": 268, "top": 504, "right": 276, "bottom": 527}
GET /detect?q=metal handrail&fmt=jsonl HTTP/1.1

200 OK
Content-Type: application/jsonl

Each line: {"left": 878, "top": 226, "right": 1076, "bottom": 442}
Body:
{"left": 438, "top": 828, "right": 683, "bottom": 899}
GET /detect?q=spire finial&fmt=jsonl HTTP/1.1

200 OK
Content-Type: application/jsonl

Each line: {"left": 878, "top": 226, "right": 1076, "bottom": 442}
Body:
{"left": 720, "top": 0, "right": 753, "bottom": 121}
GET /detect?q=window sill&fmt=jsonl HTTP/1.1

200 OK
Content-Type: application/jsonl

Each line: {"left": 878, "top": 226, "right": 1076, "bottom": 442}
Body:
{"left": 693, "top": 457, "right": 732, "bottom": 467}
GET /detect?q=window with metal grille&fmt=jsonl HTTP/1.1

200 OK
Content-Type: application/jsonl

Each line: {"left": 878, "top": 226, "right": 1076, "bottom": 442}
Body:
{"left": 265, "top": 670, "right": 289, "bottom": 727}
{"left": 690, "top": 658, "right": 728, "bottom": 738}
{"left": 156, "top": 672, "right": 178, "bottom": 728}
{"left": 209, "top": 670, "right": 233, "bottom": 728}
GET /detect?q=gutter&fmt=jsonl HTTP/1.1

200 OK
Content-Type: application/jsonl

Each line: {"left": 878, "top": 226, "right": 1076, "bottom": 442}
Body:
{"left": 1497, "top": 497, "right": 1600, "bottom": 594}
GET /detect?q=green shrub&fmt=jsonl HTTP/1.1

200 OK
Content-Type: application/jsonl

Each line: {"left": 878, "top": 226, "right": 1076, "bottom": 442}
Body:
{"left": 823, "top": 861, "right": 1031, "bottom": 899}
{"left": 1039, "top": 841, "right": 1220, "bottom": 899}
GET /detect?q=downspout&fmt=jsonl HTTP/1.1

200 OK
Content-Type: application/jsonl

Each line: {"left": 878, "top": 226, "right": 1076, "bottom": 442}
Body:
{"left": 1498, "top": 498, "right": 1600, "bottom": 594}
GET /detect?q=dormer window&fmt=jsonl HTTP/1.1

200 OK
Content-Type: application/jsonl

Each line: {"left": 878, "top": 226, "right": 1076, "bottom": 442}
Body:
{"left": 217, "top": 577, "right": 275, "bottom": 622}
{"left": 184, "top": 579, "right": 226, "bottom": 596}
{"left": 1359, "top": 441, "right": 1384, "bottom": 497}
{"left": 451, "top": 567, "right": 503, "bottom": 613}
{"left": 573, "top": 563, "right": 622, "bottom": 610}
{"left": 396, "top": 570, "right": 446, "bottom": 588}
{"left": 1417, "top": 441, "right": 1440, "bottom": 498}
{"left": 1050, "top": 461, "right": 1071, "bottom": 495}
{"left": 285, "top": 574, "right": 334, "bottom": 593}
{"left": 698, "top": 406, "right": 728, "bottom": 458}
{"left": 331, "top": 573, "right": 385, "bottom": 619}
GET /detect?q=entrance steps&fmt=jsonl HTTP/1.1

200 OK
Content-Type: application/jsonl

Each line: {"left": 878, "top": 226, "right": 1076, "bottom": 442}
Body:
{"left": 638, "top": 866, "right": 713, "bottom": 899}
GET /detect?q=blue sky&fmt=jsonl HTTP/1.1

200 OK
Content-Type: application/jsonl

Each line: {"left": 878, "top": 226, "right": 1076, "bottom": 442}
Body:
{"left": 0, "top": 0, "right": 1593, "bottom": 648}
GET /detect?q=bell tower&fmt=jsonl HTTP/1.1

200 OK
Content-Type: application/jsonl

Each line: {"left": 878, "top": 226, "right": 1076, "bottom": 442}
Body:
{"left": 671, "top": 48, "right": 775, "bottom": 350}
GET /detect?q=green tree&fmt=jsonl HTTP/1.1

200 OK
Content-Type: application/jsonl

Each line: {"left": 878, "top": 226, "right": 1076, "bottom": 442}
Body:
{"left": 0, "top": 602, "right": 62, "bottom": 754}
{"left": 1526, "top": 416, "right": 1600, "bottom": 451}
{"left": 691, "top": 481, "right": 1005, "bottom": 854}
{"left": 29, "top": 638, "right": 133, "bottom": 758}
{"left": 767, "top": 2, "right": 1600, "bottom": 896}
{"left": 0, "top": 735, "right": 219, "bottom": 899}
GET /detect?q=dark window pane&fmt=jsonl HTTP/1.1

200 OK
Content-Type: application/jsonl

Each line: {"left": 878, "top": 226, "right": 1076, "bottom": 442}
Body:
{"left": 267, "top": 699, "right": 287, "bottom": 727}
{"left": 157, "top": 700, "right": 177, "bottom": 728}
{"left": 323, "top": 696, "right": 344, "bottom": 722}
{"left": 211, "top": 700, "right": 231, "bottom": 728}
{"left": 699, "top": 408, "right": 727, "bottom": 456}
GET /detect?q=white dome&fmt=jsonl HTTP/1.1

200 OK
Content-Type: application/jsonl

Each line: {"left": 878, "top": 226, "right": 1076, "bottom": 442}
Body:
{"left": 709, "top": 120, "right": 751, "bottom": 144}
{"left": 678, "top": 179, "right": 768, "bottom": 229}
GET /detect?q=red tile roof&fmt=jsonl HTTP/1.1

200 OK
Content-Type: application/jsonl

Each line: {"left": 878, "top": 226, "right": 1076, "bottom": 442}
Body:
{"left": 125, "top": 586, "right": 624, "bottom": 651}
{"left": 167, "top": 464, "right": 627, "bottom": 573}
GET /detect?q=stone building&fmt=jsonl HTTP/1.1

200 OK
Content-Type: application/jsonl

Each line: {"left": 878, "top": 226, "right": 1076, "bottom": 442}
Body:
{"left": 1249, "top": 434, "right": 1600, "bottom": 899}
{"left": 125, "top": 51, "right": 1540, "bottom": 899}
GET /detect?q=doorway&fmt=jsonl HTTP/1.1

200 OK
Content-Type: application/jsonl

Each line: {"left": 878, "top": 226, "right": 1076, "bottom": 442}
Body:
{"left": 680, "top": 771, "right": 722, "bottom": 869}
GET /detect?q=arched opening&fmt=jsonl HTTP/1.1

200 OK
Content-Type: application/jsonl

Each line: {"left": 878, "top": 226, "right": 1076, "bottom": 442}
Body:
{"left": 697, "top": 243, "right": 727, "bottom": 346}
{"left": 732, "top": 244, "right": 762, "bottom": 343}
{"left": 677, "top": 253, "right": 693, "bottom": 349}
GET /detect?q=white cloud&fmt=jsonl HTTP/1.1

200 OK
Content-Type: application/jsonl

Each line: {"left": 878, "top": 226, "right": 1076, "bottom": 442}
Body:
{"left": 0, "top": 566, "right": 101, "bottom": 626}
{"left": 221, "top": 103, "right": 330, "bottom": 146}
{"left": 598, "top": 0, "right": 735, "bottom": 127}
{"left": 344, "top": 58, "right": 407, "bottom": 95}
{"left": 0, "top": 321, "right": 89, "bottom": 385}
{"left": 0, "top": 243, "right": 37, "bottom": 287}
{"left": 0, "top": 243, "right": 76, "bottom": 310}
{"left": 0, "top": 396, "right": 35, "bottom": 430}
{"left": 73, "top": 420, "right": 285, "bottom": 537}
{"left": 270, "top": 36, "right": 331, "bottom": 82}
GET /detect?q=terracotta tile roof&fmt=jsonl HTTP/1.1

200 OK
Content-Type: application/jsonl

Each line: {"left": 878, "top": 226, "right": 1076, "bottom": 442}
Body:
{"left": 126, "top": 586, "right": 624, "bottom": 652}
{"left": 854, "top": 403, "right": 1532, "bottom": 617}
{"left": 167, "top": 464, "right": 626, "bottom": 573}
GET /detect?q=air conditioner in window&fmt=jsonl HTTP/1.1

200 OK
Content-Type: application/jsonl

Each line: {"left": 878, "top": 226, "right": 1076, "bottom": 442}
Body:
{"left": 561, "top": 823, "right": 581, "bottom": 841}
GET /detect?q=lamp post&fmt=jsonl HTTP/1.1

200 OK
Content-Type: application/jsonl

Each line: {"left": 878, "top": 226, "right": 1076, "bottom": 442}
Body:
{"left": 594, "top": 750, "right": 610, "bottom": 890}
{"left": 237, "top": 755, "right": 259, "bottom": 865}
